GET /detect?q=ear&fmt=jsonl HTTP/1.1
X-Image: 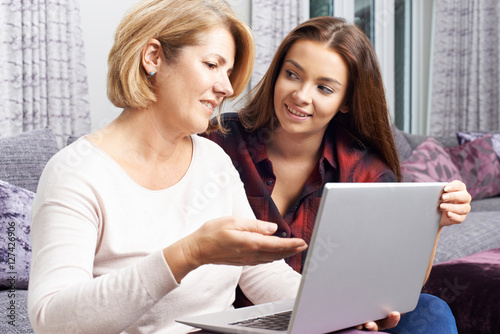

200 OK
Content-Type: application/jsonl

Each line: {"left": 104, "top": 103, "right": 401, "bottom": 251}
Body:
{"left": 141, "top": 39, "right": 162, "bottom": 76}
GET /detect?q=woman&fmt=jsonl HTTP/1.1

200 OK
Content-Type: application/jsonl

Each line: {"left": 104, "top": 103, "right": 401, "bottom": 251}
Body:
{"left": 205, "top": 16, "right": 471, "bottom": 333}
{"left": 27, "top": 1, "right": 308, "bottom": 333}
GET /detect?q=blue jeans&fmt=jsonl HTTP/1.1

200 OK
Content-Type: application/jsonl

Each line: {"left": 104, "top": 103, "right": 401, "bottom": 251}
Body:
{"left": 384, "top": 293, "right": 458, "bottom": 334}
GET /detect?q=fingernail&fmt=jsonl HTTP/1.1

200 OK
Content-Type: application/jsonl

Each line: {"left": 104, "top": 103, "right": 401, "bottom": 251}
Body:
{"left": 266, "top": 223, "right": 277, "bottom": 233}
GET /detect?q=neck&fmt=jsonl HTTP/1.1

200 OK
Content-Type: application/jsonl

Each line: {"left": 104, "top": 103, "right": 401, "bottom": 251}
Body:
{"left": 92, "top": 107, "right": 190, "bottom": 163}
{"left": 267, "top": 126, "right": 324, "bottom": 163}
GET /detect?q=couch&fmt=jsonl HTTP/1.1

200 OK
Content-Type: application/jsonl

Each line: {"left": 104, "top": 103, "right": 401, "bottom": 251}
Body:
{"left": 1, "top": 127, "right": 499, "bottom": 333}
{"left": 393, "top": 127, "right": 500, "bottom": 334}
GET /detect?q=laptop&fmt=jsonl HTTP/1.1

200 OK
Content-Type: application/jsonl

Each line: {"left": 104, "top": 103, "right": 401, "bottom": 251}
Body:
{"left": 177, "top": 182, "right": 446, "bottom": 334}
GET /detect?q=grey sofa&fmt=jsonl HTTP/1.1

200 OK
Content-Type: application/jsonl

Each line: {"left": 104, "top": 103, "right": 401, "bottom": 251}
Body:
{"left": 393, "top": 127, "right": 500, "bottom": 334}
{"left": 392, "top": 128, "right": 500, "bottom": 264}
{"left": 1, "top": 127, "right": 499, "bottom": 333}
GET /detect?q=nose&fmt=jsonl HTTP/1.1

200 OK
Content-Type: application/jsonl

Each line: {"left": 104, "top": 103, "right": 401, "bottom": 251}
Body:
{"left": 214, "top": 74, "right": 234, "bottom": 97}
{"left": 292, "top": 84, "right": 312, "bottom": 105}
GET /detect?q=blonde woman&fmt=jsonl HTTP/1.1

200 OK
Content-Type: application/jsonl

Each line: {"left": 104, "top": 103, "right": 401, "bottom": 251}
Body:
{"left": 28, "top": 1, "right": 307, "bottom": 333}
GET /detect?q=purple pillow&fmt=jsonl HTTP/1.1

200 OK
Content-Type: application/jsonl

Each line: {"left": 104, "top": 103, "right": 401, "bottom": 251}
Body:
{"left": 0, "top": 180, "right": 34, "bottom": 290}
{"left": 401, "top": 138, "right": 463, "bottom": 182}
{"left": 445, "top": 135, "right": 500, "bottom": 200}
{"left": 457, "top": 131, "right": 500, "bottom": 161}
{"left": 422, "top": 248, "right": 500, "bottom": 334}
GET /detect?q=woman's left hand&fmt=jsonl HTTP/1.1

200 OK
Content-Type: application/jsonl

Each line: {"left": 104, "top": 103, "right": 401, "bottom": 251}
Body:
{"left": 439, "top": 180, "right": 471, "bottom": 227}
{"left": 355, "top": 312, "right": 401, "bottom": 331}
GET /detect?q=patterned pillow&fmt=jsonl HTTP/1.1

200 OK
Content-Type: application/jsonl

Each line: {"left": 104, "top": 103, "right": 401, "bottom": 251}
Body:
{"left": 0, "top": 180, "right": 34, "bottom": 290}
{"left": 0, "top": 128, "right": 60, "bottom": 193}
{"left": 401, "top": 138, "right": 463, "bottom": 182}
{"left": 445, "top": 135, "right": 500, "bottom": 200}
{"left": 457, "top": 131, "right": 500, "bottom": 161}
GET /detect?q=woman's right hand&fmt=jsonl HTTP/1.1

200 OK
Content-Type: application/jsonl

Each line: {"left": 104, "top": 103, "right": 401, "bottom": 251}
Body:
{"left": 163, "top": 216, "right": 307, "bottom": 282}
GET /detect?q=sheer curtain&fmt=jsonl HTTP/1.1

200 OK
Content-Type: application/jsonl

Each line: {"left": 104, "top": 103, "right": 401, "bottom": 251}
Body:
{"left": 429, "top": 0, "right": 500, "bottom": 136}
{"left": 0, "top": 0, "right": 90, "bottom": 147}
{"left": 250, "top": 0, "right": 309, "bottom": 88}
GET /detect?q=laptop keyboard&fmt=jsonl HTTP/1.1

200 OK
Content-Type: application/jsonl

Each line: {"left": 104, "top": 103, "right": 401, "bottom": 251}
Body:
{"left": 229, "top": 310, "right": 292, "bottom": 331}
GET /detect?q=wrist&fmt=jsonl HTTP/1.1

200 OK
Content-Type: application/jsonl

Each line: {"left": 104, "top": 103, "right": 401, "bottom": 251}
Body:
{"left": 163, "top": 238, "right": 202, "bottom": 283}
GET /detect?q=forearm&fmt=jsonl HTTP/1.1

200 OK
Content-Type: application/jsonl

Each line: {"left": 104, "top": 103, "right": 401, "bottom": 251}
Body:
{"left": 423, "top": 226, "right": 443, "bottom": 285}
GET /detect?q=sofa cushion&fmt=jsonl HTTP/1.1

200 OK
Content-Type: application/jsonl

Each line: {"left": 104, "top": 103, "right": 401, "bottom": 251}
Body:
{"left": 403, "top": 132, "right": 459, "bottom": 150}
{"left": 457, "top": 131, "right": 500, "bottom": 161}
{"left": 392, "top": 126, "right": 413, "bottom": 162}
{"left": 446, "top": 135, "right": 500, "bottom": 200}
{"left": 434, "top": 211, "right": 500, "bottom": 263}
{"left": 0, "top": 180, "right": 34, "bottom": 290}
{"left": 0, "top": 290, "right": 32, "bottom": 332}
{"left": 422, "top": 248, "right": 500, "bottom": 334}
{"left": 0, "top": 128, "right": 60, "bottom": 193}
{"left": 400, "top": 138, "right": 463, "bottom": 182}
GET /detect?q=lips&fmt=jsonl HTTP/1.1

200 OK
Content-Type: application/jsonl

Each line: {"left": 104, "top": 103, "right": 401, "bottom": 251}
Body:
{"left": 200, "top": 100, "right": 216, "bottom": 113}
{"left": 286, "top": 104, "right": 310, "bottom": 118}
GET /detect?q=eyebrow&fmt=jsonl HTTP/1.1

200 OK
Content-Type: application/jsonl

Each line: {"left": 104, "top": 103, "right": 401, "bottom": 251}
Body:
{"left": 285, "top": 59, "right": 343, "bottom": 86}
{"left": 210, "top": 53, "right": 233, "bottom": 72}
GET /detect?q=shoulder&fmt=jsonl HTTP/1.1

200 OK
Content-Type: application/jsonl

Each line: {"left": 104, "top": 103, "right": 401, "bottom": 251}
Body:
{"left": 39, "top": 138, "right": 116, "bottom": 193}
{"left": 332, "top": 125, "right": 396, "bottom": 182}
{"left": 192, "top": 134, "right": 238, "bottom": 168}
{"left": 202, "top": 112, "right": 254, "bottom": 156}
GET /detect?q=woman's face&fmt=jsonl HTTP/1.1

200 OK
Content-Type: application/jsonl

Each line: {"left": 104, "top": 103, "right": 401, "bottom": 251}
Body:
{"left": 153, "top": 26, "right": 235, "bottom": 138}
{"left": 273, "top": 40, "right": 348, "bottom": 139}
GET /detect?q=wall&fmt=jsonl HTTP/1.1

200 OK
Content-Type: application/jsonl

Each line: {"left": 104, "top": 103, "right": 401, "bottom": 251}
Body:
{"left": 78, "top": 0, "right": 251, "bottom": 131}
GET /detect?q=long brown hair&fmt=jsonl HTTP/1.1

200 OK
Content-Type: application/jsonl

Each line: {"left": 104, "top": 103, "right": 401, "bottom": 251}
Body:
{"left": 239, "top": 16, "right": 401, "bottom": 180}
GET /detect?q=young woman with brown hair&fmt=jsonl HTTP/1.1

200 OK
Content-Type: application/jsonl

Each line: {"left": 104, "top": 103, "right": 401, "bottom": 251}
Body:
{"left": 206, "top": 16, "right": 471, "bottom": 333}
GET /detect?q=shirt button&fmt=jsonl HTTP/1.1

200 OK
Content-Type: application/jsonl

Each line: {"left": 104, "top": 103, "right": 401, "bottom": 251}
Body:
{"left": 281, "top": 232, "right": 287, "bottom": 237}
{"left": 266, "top": 180, "right": 273, "bottom": 186}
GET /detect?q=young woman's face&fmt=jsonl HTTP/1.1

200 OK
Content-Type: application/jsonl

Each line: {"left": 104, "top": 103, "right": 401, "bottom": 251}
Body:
{"left": 273, "top": 40, "right": 348, "bottom": 139}
{"left": 154, "top": 26, "right": 235, "bottom": 137}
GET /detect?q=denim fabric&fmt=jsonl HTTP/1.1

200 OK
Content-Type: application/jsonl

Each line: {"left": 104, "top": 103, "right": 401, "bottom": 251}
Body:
{"left": 385, "top": 293, "right": 458, "bottom": 334}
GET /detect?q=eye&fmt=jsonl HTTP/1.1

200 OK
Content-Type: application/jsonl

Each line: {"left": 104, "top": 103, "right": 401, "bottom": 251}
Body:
{"left": 318, "top": 85, "right": 334, "bottom": 95}
{"left": 285, "top": 69, "right": 299, "bottom": 80}
{"left": 205, "top": 62, "right": 217, "bottom": 70}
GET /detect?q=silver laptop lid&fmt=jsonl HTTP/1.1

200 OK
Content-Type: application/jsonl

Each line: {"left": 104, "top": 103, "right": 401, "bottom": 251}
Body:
{"left": 288, "top": 182, "right": 444, "bottom": 334}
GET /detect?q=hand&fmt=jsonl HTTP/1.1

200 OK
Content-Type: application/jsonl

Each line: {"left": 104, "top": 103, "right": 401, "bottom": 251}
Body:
{"left": 188, "top": 216, "right": 307, "bottom": 266}
{"left": 164, "top": 216, "right": 307, "bottom": 282}
{"left": 439, "top": 180, "right": 471, "bottom": 227}
{"left": 355, "top": 312, "right": 401, "bottom": 331}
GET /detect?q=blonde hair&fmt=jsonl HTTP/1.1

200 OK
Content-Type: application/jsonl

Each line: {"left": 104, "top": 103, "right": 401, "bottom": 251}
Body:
{"left": 107, "top": 0, "right": 254, "bottom": 123}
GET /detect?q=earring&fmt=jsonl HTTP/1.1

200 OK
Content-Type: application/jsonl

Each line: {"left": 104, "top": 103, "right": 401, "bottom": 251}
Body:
{"left": 150, "top": 72, "right": 155, "bottom": 76}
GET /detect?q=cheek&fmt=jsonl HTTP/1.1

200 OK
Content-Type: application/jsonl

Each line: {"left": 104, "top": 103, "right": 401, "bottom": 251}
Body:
{"left": 273, "top": 77, "right": 290, "bottom": 107}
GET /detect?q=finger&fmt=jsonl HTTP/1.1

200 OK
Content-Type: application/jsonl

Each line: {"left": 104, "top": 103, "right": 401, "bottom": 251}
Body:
{"left": 363, "top": 321, "right": 377, "bottom": 331}
{"left": 444, "top": 180, "right": 466, "bottom": 192}
{"left": 440, "top": 201, "right": 471, "bottom": 214}
{"left": 380, "top": 312, "right": 401, "bottom": 330}
{"left": 441, "top": 191, "right": 472, "bottom": 204}
{"left": 236, "top": 219, "right": 279, "bottom": 235}
{"left": 252, "top": 234, "right": 308, "bottom": 252}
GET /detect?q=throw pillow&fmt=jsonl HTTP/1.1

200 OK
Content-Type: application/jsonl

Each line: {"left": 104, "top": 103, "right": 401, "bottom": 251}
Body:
{"left": 445, "top": 135, "right": 500, "bottom": 200}
{"left": 0, "top": 128, "right": 60, "bottom": 193}
{"left": 0, "top": 180, "right": 34, "bottom": 290}
{"left": 457, "top": 131, "right": 500, "bottom": 161}
{"left": 401, "top": 138, "right": 462, "bottom": 182}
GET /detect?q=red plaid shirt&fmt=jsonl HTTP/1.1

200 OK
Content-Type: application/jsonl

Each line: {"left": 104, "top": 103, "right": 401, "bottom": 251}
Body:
{"left": 204, "top": 112, "right": 395, "bottom": 304}
{"left": 205, "top": 112, "right": 395, "bottom": 271}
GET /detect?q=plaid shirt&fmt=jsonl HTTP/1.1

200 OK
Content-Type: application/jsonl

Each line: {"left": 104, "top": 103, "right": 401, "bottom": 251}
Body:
{"left": 204, "top": 112, "right": 395, "bottom": 305}
{"left": 205, "top": 112, "right": 395, "bottom": 271}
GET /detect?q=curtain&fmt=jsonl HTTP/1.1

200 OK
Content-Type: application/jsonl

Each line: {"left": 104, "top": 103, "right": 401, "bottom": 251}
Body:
{"left": 0, "top": 0, "right": 90, "bottom": 147}
{"left": 429, "top": 0, "right": 500, "bottom": 136}
{"left": 250, "top": 0, "right": 309, "bottom": 88}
